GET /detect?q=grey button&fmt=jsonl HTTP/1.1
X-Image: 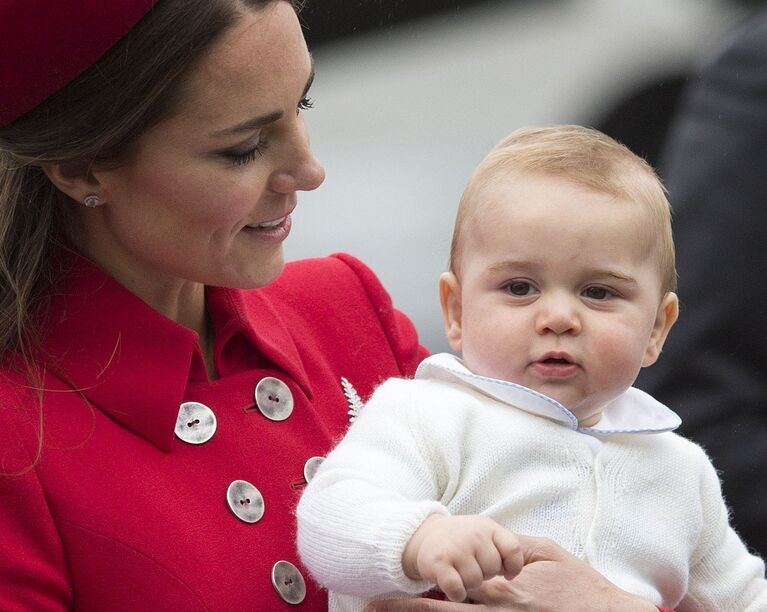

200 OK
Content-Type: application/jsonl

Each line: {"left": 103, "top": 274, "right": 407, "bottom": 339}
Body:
{"left": 271, "top": 560, "right": 306, "bottom": 605}
{"left": 174, "top": 402, "right": 217, "bottom": 444}
{"left": 303, "top": 456, "right": 324, "bottom": 483}
{"left": 255, "top": 377, "right": 294, "bottom": 421}
{"left": 226, "top": 480, "right": 264, "bottom": 523}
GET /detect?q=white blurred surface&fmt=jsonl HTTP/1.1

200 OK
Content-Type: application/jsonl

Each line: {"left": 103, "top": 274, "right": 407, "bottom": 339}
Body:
{"left": 286, "top": 0, "right": 744, "bottom": 352}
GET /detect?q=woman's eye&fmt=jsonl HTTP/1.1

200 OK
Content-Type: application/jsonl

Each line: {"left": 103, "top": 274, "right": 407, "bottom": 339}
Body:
{"left": 583, "top": 286, "right": 611, "bottom": 300}
{"left": 223, "top": 139, "right": 269, "bottom": 167}
{"left": 505, "top": 281, "right": 535, "bottom": 296}
{"left": 297, "top": 96, "right": 314, "bottom": 113}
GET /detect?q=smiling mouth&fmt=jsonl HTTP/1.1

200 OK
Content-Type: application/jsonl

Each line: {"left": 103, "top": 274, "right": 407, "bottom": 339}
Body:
{"left": 242, "top": 213, "right": 293, "bottom": 243}
{"left": 246, "top": 215, "right": 288, "bottom": 230}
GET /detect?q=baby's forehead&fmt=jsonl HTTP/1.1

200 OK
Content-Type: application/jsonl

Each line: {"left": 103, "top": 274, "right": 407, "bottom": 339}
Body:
{"left": 466, "top": 171, "right": 646, "bottom": 223}
{"left": 460, "top": 174, "right": 663, "bottom": 268}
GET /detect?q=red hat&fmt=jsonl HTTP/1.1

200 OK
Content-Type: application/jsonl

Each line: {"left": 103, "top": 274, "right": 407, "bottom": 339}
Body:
{"left": 0, "top": 0, "right": 157, "bottom": 127}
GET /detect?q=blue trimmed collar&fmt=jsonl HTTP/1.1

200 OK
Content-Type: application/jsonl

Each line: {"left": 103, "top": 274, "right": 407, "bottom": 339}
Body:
{"left": 415, "top": 353, "right": 680, "bottom": 435}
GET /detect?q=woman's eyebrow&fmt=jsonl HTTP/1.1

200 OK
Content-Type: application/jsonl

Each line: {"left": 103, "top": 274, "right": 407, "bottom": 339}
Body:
{"left": 208, "top": 60, "right": 315, "bottom": 139}
{"left": 209, "top": 110, "right": 284, "bottom": 138}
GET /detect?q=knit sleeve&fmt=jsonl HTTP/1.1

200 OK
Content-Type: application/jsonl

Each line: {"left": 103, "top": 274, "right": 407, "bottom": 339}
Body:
{"left": 680, "top": 453, "right": 767, "bottom": 610}
{"left": 296, "top": 378, "right": 448, "bottom": 597}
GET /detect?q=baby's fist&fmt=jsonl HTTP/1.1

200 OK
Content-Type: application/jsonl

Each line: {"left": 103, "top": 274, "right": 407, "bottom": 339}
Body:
{"left": 402, "top": 514, "right": 524, "bottom": 602}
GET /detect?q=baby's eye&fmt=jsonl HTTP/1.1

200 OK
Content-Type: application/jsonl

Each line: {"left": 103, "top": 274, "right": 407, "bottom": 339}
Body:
{"left": 505, "top": 281, "right": 536, "bottom": 296}
{"left": 582, "top": 286, "right": 612, "bottom": 300}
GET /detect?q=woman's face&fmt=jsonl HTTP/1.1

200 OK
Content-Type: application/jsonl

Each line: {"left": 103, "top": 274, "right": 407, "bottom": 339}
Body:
{"left": 81, "top": 2, "right": 324, "bottom": 294}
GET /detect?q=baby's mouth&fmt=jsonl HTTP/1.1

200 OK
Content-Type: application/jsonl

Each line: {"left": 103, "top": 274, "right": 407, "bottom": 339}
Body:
{"left": 542, "top": 357, "right": 571, "bottom": 365}
{"left": 531, "top": 353, "right": 578, "bottom": 377}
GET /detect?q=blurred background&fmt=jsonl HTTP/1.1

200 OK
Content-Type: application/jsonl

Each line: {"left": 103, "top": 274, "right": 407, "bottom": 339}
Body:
{"left": 287, "top": 0, "right": 757, "bottom": 353}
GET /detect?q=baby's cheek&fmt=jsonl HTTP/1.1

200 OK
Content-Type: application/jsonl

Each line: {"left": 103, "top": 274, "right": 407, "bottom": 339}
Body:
{"left": 599, "top": 328, "right": 648, "bottom": 377}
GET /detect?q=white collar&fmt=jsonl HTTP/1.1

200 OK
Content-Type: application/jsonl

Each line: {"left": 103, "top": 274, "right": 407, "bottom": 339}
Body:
{"left": 415, "top": 353, "right": 681, "bottom": 435}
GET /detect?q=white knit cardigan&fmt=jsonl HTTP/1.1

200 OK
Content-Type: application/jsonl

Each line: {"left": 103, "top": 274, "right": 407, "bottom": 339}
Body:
{"left": 297, "top": 355, "right": 767, "bottom": 611}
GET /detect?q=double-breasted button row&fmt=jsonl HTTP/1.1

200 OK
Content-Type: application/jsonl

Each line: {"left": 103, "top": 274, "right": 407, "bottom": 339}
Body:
{"left": 174, "top": 377, "right": 296, "bottom": 447}
{"left": 173, "top": 377, "right": 309, "bottom": 604}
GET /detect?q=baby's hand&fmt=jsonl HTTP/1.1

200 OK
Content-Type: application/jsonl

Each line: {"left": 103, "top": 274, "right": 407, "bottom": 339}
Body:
{"left": 401, "top": 514, "right": 524, "bottom": 602}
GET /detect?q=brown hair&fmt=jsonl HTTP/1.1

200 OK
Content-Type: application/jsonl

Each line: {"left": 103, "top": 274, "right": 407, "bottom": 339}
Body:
{"left": 0, "top": 0, "right": 298, "bottom": 470}
{"left": 0, "top": 0, "right": 301, "bottom": 362}
{"left": 450, "top": 124, "right": 676, "bottom": 293}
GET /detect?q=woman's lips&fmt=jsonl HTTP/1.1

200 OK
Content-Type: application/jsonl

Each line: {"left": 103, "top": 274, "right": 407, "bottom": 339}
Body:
{"left": 243, "top": 214, "right": 292, "bottom": 242}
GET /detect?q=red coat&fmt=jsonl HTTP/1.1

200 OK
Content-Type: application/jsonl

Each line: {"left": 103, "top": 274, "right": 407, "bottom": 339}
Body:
{"left": 0, "top": 252, "right": 427, "bottom": 611}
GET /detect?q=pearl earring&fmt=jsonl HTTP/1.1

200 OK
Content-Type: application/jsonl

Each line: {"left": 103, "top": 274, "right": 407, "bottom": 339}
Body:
{"left": 82, "top": 194, "right": 102, "bottom": 208}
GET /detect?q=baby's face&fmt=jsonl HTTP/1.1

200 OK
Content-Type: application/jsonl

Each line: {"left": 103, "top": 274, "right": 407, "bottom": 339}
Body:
{"left": 441, "top": 172, "right": 677, "bottom": 425}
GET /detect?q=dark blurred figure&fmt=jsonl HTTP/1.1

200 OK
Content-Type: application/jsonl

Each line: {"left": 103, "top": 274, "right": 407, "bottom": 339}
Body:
{"left": 596, "top": 74, "right": 687, "bottom": 170}
{"left": 636, "top": 7, "right": 767, "bottom": 559}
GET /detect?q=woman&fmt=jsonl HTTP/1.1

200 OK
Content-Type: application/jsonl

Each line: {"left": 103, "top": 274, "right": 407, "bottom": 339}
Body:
{"left": 0, "top": 1, "right": 666, "bottom": 609}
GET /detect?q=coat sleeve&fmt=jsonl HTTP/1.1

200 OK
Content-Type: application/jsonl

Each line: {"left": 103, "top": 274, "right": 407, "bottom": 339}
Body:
{"left": 296, "top": 378, "right": 448, "bottom": 598}
{"left": 0, "top": 382, "right": 72, "bottom": 610}
{"left": 679, "top": 453, "right": 767, "bottom": 611}
{"left": 330, "top": 253, "right": 429, "bottom": 377}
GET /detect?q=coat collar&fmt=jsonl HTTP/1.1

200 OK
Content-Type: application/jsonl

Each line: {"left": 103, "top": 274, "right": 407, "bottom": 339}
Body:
{"left": 37, "top": 251, "right": 312, "bottom": 452}
{"left": 415, "top": 353, "right": 681, "bottom": 435}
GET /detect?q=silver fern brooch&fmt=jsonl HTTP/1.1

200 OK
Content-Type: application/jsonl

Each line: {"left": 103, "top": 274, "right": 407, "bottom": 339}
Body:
{"left": 341, "top": 377, "right": 365, "bottom": 423}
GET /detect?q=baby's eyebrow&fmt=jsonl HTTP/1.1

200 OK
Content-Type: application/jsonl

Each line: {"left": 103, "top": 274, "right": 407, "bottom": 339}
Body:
{"left": 589, "top": 270, "right": 638, "bottom": 285}
{"left": 487, "top": 259, "right": 534, "bottom": 273}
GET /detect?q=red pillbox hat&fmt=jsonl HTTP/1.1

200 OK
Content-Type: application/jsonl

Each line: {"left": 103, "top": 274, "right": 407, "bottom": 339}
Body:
{"left": 0, "top": 0, "right": 157, "bottom": 126}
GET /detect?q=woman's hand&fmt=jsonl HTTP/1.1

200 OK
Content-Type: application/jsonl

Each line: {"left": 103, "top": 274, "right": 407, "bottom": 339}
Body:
{"left": 369, "top": 535, "right": 659, "bottom": 612}
{"left": 402, "top": 514, "right": 524, "bottom": 603}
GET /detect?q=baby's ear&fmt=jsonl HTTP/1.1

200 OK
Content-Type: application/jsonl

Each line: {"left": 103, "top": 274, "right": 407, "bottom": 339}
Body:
{"left": 439, "top": 272, "right": 463, "bottom": 353}
{"left": 642, "top": 292, "right": 679, "bottom": 367}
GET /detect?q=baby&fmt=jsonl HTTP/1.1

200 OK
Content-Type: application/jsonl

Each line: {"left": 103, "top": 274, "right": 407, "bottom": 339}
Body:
{"left": 297, "top": 125, "right": 767, "bottom": 611}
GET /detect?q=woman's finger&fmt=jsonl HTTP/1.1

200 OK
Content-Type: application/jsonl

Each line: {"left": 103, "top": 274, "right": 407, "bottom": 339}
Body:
{"left": 364, "top": 599, "right": 477, "bottom": 611}
{"left": 515, "top": 534, "right": 573, "bottom": 564}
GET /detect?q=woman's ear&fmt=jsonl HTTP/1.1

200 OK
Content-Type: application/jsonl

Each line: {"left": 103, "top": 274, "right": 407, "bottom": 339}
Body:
{"left": 642, "top": 291, "right": 679, "bottom": 367}
{"left": 439, "top": 271, "right": 463, "bottom": 353}
{"left": 42, "top": 161, "right": 102, "bottom": 204}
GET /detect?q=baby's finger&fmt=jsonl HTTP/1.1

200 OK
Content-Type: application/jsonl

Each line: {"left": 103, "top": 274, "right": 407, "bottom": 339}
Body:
{"left": 492, "top": 528, "right": 524, "bottom": 579}
{"left": 453, "top": 556, "right": 484, "bottom": 592}
{"left": 473, "top": 541, "right": 503, "bottom": 580}
{"left": 434, "top": 565, "right": 467, "bottom": 603}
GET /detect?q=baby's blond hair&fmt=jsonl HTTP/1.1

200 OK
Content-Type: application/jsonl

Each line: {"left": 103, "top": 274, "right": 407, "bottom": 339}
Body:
{"left": 451, "top": 125, "right": 676, "bottom": 293}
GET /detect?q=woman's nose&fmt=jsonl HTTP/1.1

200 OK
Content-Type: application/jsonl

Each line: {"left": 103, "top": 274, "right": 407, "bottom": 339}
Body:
{"left": 534, "top": 295, "right": 582, "bottom": 336}
{"left": 291, "top": 149, "right": 325, "bottom": 192}
{"left": 269, "top": 120, "right": 325, "bottom": 194}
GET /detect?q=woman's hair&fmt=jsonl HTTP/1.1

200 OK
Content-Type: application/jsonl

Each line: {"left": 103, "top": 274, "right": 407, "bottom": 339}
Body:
{"left": 450, "top": 124, "right": 677, "bottom": 294}
{"left": 0, "top": 0, "right": 298, "bottom": 367}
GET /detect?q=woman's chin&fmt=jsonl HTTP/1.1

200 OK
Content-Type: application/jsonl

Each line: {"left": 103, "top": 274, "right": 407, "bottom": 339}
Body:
{"left": 235, "top": 254, "right": 286, "bottom": 290}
